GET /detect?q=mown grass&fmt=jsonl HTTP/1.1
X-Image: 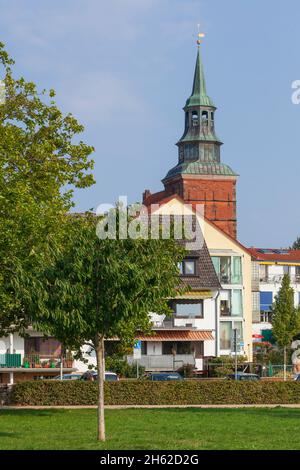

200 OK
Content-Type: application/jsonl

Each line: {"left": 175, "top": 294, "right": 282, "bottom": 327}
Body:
{"left": 0, "top": 408, "right": 299, "bottom": 450}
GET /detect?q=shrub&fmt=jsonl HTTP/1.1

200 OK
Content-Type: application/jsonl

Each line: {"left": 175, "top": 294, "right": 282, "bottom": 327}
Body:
{"left": 105, "top": 356, "right": 145, "bottom": 378}
{"left": 10, "top": 380, "right": 300, "bottom": 406}
{"left": 176, "top": 363, "right": 194, "bottom": 378}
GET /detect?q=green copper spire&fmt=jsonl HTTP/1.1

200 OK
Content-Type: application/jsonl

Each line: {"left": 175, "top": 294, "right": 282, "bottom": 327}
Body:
{"left": 185, "top": 47, "right": 215, "bottom": 108}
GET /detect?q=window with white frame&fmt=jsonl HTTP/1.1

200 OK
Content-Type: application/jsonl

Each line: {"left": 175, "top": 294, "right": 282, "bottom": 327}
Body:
{"left": 174, "top": 300, "right": 203, "bottom": 318}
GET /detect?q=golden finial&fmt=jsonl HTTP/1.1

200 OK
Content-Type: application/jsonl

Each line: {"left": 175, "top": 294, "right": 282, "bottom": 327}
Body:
{"left": 196, "top": 23, "right": 205, "bottom": 46}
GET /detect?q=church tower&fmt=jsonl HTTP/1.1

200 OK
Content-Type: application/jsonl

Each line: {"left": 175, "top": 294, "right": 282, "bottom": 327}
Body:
{"left": 143, "top": 40, "right": 238, "bottom": 238}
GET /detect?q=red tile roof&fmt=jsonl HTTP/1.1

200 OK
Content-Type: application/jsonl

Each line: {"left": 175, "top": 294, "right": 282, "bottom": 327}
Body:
{"left": 248, "top": 247, "right": 300, "bottom": 262}
{"left": 137, "top": 330, "right": 214, "bottom": 341}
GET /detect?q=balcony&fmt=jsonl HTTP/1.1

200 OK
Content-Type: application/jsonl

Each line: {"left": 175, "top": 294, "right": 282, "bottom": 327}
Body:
{"left": 0, "top": 354, "right": 74, "bottom": 372}
{"left": 152, "top": 318, "right": 197, "bottom": 329}
{"left": 219, "top": 274, "right": 243, "bottom": 285}
{"left": 260, "top": 275, "right": 300, "bottom": 284}
{"left": 127, "top": 354, "right": 195, "bottom": 371}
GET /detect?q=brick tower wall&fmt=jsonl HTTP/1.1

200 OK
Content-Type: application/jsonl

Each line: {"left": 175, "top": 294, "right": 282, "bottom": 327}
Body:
{"left": 164, "top": 177, "right": 237, "bottom": 239}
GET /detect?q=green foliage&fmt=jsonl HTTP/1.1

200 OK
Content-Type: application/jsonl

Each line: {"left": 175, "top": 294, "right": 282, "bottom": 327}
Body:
{"left": 208, "top": 356, "right": 249, "bottom": 377}
{"left": 176, "top": 363, "right": 195, "bottom": 378}
{"left": 272, "top": 274, "right": 300, "bottom": 348}
{"left": 105, "top": 356, "right": 145, "bottom": 378}
{"left": 208, "top": 355, "right": 247, "bottom": 365}
{"left": 0, "top": 42, "right": 94, "bottom": 334}
{"left": 27, "top": 210, "right": 185, "bottom": 352}
{"left": 253, "top": 343, "right": 293, "bottom": 366}
{"left": 291, "top": 237, "right": 300, "bottom": 250}
{"left": 11, "top": 380, "right": 300, "bottom": 406}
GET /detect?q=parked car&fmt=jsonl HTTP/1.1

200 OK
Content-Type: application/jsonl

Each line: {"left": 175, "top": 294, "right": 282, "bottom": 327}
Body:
{"left": 227, "top": 372, "right": 260, "bottom": 381}
{"left": 146, "top": 372, "right": 183, "bottom": 381}
{"left": 80, "top": 370, "right": 119, "bottom": 381}
{"left": 52, "top": 373, "right": 82, "bottom": 380}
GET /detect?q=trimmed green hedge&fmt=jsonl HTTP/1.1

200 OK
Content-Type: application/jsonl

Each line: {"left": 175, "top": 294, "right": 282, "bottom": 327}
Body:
{"left": 10, "top": 380, "right": 300, "bottom": 406}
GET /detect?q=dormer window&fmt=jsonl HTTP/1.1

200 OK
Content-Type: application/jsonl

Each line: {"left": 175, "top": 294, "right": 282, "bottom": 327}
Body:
{"left": 179, "top": 258, "right": 196, "bottom": 276}
{"left": 192, "top": 111, "right": 199, "bottom": 126}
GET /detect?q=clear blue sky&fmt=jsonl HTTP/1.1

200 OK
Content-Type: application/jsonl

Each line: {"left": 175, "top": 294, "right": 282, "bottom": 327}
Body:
{"left": 1, "top": 0, "right": 300, "bottom": 248}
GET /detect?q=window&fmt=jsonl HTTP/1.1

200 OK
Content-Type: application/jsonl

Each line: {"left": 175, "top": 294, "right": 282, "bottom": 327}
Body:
{"left": 220, "top": 290, "right": 243, "bottom": 317}
{"left": 260, "top": 265, "right": 268, "bottom": 282}
{"left": 141, "top": 342, "right": 147, "bottom": 355}
{"left": 176, "top": 342, "right": 193, "bottom": 355}
{"left": 192, "top": 111, "right": 199, "bottom": 126}
{"left": 233, "top": 321, "right": 243, "bottom": 341}
{"left": 283, "top": 265, "right": 290, "bottom": 276}
{"left": 220, "top": 322, "right": 232, "bottom": 350}
{"left": 220, "top": 299, "right": 230, "bottom": 316}
{"left": 260, "top": 291, "right": 273, "bottom": 312}
{"left": 179, "top": 259, "right": 196, "bottom": 276}
{"left": 24, "top": 337, "right": 62, "bottom": 358}
{"left": 212, "top": 256, "right": 242, "bottom": 285}
{"left": 201, "top": 110, "right": 208, "bottom": 124}
{"left": 232, "top": 257, "right": 242, "bottom": 284}
{"left": 162, "top": 342, "right": 174, "bottom": 355}
{"left": 296, "top": 266, "right": 300, "bottom": 282}
{"left": 220, "top": 291, "right": 231, "bottom": 316}
{"left": 260, "top": 311, "right": 273, "bottom": 323}
{"left": 220, "top": 257, "right": 231, "bottom": 284}
{"left": 194, "top": 341, "right": 204, "bottom": 358}
{"left": 231, "top": 290, "right": 243, "bottom": 316}
{"left": 175, "top": 300, "right": 203, "bottom": 318}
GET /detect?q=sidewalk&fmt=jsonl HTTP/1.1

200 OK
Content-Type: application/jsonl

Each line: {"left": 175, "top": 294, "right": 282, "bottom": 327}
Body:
{"left": 2, "top": 404, "right": 300, "bottom": 409}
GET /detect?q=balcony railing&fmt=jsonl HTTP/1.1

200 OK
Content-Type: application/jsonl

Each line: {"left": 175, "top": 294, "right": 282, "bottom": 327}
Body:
{"left": 260, "top": 275, "right": 300, "bottom": 284}
{"left": 127, "top": 354, "right": 195, "bottom": 371}
{"left": 152, "top": 318, "right": 197, "bottom": 329}
{"left": 219, "top": 274, "right": 243, "bottom": 285}
{"left": 0, "top": 353, "right": 74, "bottom": 369}
{"left": 0, "top": 354, "right": 22, "bottom": 368}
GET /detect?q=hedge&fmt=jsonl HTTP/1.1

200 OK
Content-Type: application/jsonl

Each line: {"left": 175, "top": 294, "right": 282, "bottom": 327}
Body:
{"left": 10, "top": 380, "right": 300, "bottom": 406}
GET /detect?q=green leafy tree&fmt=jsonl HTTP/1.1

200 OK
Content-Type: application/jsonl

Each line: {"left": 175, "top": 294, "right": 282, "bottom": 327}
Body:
{"left": 0, "top": 43, "right": 94, "bottom": 333}
{"left": 291, "top": 237, "right": 300, "bottom": 250}
{"left": 272, "top": 274, "right": 300, "bottom": 380}
{"left": 26, "top": 210, "right": 185, "bottom": 441}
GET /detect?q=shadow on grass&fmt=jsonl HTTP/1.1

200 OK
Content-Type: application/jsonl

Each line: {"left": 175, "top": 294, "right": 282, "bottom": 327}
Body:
{"left": 112, "top": 406, "right": 300, "bottom": 420}
{"left": 0, "top": 432, "right": 21, "bottom": 438}
{"left": 0, "top": 409, "right": 69, "bottom": 417}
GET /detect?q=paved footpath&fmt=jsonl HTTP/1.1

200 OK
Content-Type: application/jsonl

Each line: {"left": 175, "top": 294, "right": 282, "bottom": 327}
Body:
{"left": 2, "top": 404, "right": 300, "bottom": 409}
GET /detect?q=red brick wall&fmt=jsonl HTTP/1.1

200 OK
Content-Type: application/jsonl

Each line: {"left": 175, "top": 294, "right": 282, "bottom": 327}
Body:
{"left": 143, "top": 176, "right": 237, "bottom": 238}
{"left": 164, "top": 177, "right": 237, "bottom": 238}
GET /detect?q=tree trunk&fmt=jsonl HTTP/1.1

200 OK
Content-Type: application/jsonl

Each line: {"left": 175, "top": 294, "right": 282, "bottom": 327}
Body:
{"left": 96, "top": 335, "right": 105, "bottom": 441}
{"left": 283, "top": 346, "right": 287, "bottom": 382}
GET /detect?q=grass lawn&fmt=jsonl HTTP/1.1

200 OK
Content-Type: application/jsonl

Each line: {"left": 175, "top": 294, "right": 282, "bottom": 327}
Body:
{"left": 0, "top": 408, "right": 300, "bottom": 450}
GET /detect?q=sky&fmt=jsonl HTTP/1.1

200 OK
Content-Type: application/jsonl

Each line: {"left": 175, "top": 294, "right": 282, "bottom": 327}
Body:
{"left": 1, "top": 0, "right": 300, "bottom": 248}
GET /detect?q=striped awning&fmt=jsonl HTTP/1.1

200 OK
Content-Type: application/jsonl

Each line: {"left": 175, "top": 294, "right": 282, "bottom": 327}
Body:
{"left": 136, "top": 330, "right": 214, "bottom": 342}
{"left": 175, "top": 290, "right": 213, "bottom": 300}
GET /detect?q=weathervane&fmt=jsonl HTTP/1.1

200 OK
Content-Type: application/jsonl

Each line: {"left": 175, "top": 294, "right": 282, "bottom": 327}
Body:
{"left": 196, "top": 23, "right": 205, "bottom": 46}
